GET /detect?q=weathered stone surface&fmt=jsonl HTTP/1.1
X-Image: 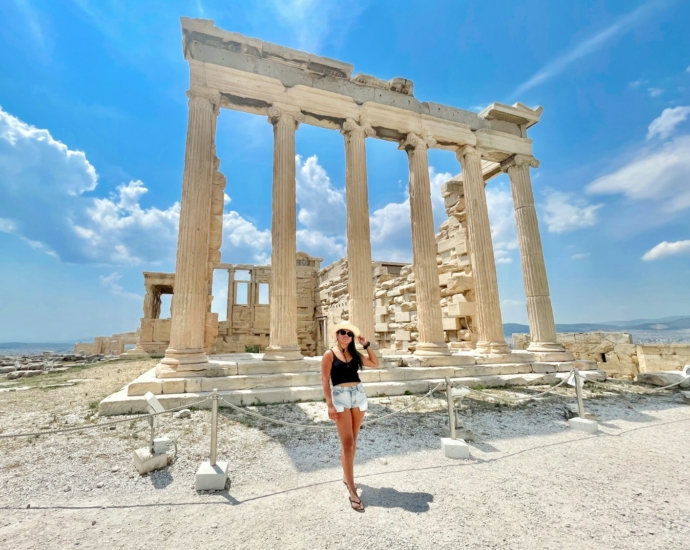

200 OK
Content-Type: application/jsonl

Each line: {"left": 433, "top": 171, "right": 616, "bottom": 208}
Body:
{"left": 637, "top": 371, "right": 690, "bottom": 389}
{"left": 133, "top": 448, "right": 168, "bottom": 475}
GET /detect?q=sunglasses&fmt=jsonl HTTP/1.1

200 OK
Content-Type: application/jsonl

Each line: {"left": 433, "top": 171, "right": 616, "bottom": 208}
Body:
{"left": 336, "top": 330, "right": 354, "bottom": 337}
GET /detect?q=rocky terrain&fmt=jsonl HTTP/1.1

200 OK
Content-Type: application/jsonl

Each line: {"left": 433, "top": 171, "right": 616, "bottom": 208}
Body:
{"left": 0, "top": 352, "right": 114, "bottom": 380}
{"left": 0, "top": 357, "right": 689, "bottom": 548}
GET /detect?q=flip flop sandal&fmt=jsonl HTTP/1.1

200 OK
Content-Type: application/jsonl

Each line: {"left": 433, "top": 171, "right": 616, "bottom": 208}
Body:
{"left": 349, "top": 496, "right": 365, "bottom": 513}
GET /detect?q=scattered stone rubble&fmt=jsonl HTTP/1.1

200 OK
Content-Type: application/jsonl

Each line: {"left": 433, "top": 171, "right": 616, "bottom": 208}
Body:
{"left": 513, "top": 332, "right": 690, "bottom": 379}
{"left": 0, "top": 352, "right": 112, "bottom": 379}
{"left": 316, "top": 181, "right": 477, "bottom": 354}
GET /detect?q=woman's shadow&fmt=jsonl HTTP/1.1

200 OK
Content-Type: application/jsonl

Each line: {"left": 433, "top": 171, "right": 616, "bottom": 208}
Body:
{"left": 357, "top": 484, "right": 433, "bottom": 513}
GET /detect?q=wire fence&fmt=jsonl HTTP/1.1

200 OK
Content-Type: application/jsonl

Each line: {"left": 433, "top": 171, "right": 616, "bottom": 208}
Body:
{"left": 1, "top": 370, "right": 686, "bottom": 441}
{"left": 218, "top": 382, "right": 446, "bottom": 430}
{"left": 0, "top": 397, "right": 211, "bottom": 440}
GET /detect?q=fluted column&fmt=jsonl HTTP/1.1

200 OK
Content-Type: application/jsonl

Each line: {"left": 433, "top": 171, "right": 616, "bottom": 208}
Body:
{"left": 156, "top": 89, "right": 219, "bottom": 377}
{"left": 400, "top": 133, "right": 450, "bottom": 356}
{"left": 342, "top": 119, "right": 379, "bottom": 353}
{"left": 457, "top": 146, "right": 510, "bottom": 354}
{"left": 502, "top": 155, "right": 564, "bottom": 352}
{"left": 263, "top": 106, "right": 304, "bottom": 361}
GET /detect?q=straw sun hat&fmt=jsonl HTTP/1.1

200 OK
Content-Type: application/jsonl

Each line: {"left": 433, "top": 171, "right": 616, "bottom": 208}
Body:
{"left": 331, "top": 322, "right": 360, "bottom": 339}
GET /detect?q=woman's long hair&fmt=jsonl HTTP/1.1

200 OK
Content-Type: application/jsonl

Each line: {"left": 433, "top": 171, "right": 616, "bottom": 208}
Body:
{"left": 346, "top": 339, "right": 363, "bottom": 371}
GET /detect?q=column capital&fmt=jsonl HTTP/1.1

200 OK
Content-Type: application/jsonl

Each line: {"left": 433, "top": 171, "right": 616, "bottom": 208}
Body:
{"left": 186, "top": 88, "right": 221, "bottom": 115}
{"left": 455, "top": 144, "right": 488, "bottom": 161}
{"left": 399, "top": 132, "right": 436, "bottom": 151}
{"left": 341, "top": 118, "right": 376, "bottom": 138}
{"left": 500, "top": 154, "right": 540, "bottom": 172}
{"left": 268, "top": 106, "right": 304, "bottom": 127}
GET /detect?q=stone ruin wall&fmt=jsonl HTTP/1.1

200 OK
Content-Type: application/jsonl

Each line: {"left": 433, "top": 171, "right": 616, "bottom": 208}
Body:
{"left": 74, "top": 331, "right": 139, "bottom": 355}
{"left": 317, "top": 196, "right": 478, "bottom": 354}
{"left": 513, "top": 332, "right": 690, "bottom": 378}
{"left": 214, "top": 254, "right": 321, "bottom": 356}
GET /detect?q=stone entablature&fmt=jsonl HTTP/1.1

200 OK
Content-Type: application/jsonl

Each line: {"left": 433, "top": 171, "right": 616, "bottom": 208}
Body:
{"left": 182, "top": 18, "right": 539, "bottom": 163}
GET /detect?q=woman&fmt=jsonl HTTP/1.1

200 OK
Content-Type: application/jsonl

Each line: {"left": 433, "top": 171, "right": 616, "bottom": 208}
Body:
{"left": 321, "top": 322, "right": 380, "bottom": 512}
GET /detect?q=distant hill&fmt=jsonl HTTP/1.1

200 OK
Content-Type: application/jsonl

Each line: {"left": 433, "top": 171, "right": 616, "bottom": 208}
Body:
{"left": 505, "top": 316, "right": 690, "bottom": 335}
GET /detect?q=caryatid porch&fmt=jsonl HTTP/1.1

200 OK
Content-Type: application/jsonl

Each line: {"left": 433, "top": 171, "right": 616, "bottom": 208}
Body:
{"left": 155, "top": 18, "right": 567, "bottom": 379}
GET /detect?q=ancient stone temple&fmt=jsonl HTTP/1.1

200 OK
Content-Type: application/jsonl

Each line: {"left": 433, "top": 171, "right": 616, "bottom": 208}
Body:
{"left": 100, "top": 17, "right": 591, "bottom": 414}
{"left": 153, "top": 17, "right": 564, "bottom": 376}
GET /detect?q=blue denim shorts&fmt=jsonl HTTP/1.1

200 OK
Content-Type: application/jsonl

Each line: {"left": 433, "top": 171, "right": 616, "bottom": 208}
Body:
{"left": 332, "top": 384, "right": 368, "bottom": 413}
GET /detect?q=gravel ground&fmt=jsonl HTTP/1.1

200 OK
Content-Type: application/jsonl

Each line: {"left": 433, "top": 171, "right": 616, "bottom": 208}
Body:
{"left": 1, "top": 358, "right": 689, "bottom": 549}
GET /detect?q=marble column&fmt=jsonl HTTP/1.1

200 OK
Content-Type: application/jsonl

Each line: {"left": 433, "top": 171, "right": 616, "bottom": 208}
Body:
{"left": 502, "top": 155, "right": 564, "bottom": 352}
{"left": 342, "top": 118, "right": 379, "bottom": 352}
{"left": 156, "top": 89, "right": 219, "bottom": 377}
{"left": 263, "top": 106, "right": 304, "bottom": 361}
{"left": 400, "top": 133, "right": 451, "bottom": 356}
{"left": 456, "top": 146, "right": 510, "bottom": 354}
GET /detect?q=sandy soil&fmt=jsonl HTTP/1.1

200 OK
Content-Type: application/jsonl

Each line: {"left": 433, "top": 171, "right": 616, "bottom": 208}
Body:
{"left": 0, "top": 358, "right": 689, "bottom": 549}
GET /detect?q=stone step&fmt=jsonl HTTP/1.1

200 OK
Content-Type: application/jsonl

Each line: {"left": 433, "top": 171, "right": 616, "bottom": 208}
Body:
{"left": 100, "top": 369, "right": 607, "bottom": 415}
{"left": 126, "top": 361, "right": 594, "bottom": 397}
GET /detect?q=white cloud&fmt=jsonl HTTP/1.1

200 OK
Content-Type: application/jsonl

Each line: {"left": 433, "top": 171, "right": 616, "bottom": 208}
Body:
{"left": 370, "top": 198, "right": 412, "bottom": 262}
{"left": 486, "top": 184, "right": 518, "bottom": 263}
{"left": 513, "top": 1, "right": 664, "bottom": 95}
{"left": 221, "top": 210, "right": 271, "bottom": 265}
{"left": 571, "top": 253, "right": 590, "bottom": 260}
{"left": 501, "top": 299, "right": 525, "bottom": 306}
{"left": 642, "top": 240, "right": 690, "bottom": 261}
{"left": 297, "top": 229, "right": 346, "bottom": 260}
{"left": 0, "top": 106, "right": 182, "bottom": 264}
{"left": 368, "top": 167, "right": 453, "bottom": 263}
{"left": 99, "top": 272, "right": 141, "bottom": 299}
{"left": 295, "top": 154, "right": 346, "bottom": 234}
{"left": 647, "top": 106, "right": 690, "bottom": 140}
{"left": 628, "top": 79, "right": 649, "bottom": 88}
{"left": 647, "top": 87, "right": 664, "bottom": 98}
{"left": 263, "top": 0, "right": 368, "bottom": 53}
{"left": 541, "top": 189, "right": 602, "bottom": 233}
{"left": 219, "top": 154, "right": 350, "bottom": 265}
{"left": 586, "top": 135, "right": 690, "bottom": 212}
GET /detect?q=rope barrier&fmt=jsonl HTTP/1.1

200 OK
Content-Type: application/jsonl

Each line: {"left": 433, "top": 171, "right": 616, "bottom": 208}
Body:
{"left": 585, "top": 376, "right": 689, "bottom": 394}
{"left": 0, "top": 397, "right": 211, "bottom": 440}
{"left": 218, "top": 382, "right": 446, "bottom": 430}
{"left": 450, "top": 368, "right": 575, "bottom": 405}
{"left": 3, "top": 371, "right": 685, "bottom": 440}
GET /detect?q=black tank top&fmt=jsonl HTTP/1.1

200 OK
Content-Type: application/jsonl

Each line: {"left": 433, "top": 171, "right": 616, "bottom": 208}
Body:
{"left": 330, "top": 349, "right": 361, "bottom": 386}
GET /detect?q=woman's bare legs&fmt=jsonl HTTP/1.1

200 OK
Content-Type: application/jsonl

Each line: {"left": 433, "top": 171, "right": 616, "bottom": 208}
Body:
{"left": 335, "top": 407, "right": 366, "bottom": 509}
{"left": 340, "top": 407, "right": 366, "bottom": 486}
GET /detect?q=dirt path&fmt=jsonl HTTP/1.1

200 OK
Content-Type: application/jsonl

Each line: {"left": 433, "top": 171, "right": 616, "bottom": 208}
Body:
{"left": 1, "top": 359, "right": 689, "bottom": 549}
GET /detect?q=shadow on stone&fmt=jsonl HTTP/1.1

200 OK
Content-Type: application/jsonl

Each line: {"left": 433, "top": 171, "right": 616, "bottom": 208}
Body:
{"left": 357, "top": 484, "right": 433, "bottom": 513}
{"left": 149, "top": 468, "right": 174, "bottom": 489}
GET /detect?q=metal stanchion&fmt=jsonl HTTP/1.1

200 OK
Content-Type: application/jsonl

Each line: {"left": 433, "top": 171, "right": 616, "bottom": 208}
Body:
{"left": 568, "top": 368, "right": 598, "bottom": 434}
{"left": 210, "top": 389, "right": 219, "bottom": 466}
{"left": 441, "top": 378, "right": 470, "bottom": 459}
{"left": 445, "top": 376, "right": 456, "bottom": 440}
{"left": 574, "top": 368, "right": 585, "bottom": 419}
{"left": 195, "top": 389, "right": 229, "bottom": 490}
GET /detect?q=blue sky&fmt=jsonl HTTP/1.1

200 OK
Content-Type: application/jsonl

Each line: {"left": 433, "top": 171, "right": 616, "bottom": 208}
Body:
{"left": 0, "top": 0, "right": 689, "bottom": 342}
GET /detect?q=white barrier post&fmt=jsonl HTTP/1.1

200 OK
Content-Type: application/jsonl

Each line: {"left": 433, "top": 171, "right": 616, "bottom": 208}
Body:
{"left": 195, "top": 389, "right": 229, "bottom": 491}
{"left": 568, "top": 369, "right": 598, "bottom": 434}
{"left": 132, "top": 392, "right": 173, "bottom": 474}
{"left": 441, "top": 377, "right": 470, "bottom": 459}
{"left": 445, "top": 376, "right": 456, "bottom": 440}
